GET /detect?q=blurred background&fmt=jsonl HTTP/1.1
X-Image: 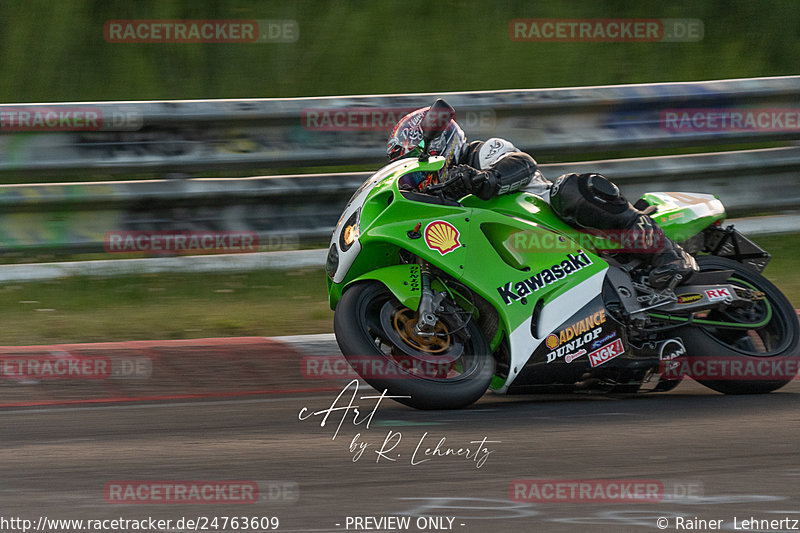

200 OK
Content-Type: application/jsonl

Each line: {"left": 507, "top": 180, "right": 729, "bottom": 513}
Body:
{"left": 1, "top": 0, "right": 799, "bottom": 101}
{"left": 0, "top": 0, "right": 797, "bottom": 347}
{"left": 1, "top": 4, "right": 800, "bottom": 530}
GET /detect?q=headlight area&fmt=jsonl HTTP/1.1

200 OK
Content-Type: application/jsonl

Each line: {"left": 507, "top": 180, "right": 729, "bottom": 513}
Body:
{"left": 325, "top": 243, "right": 339, "bottom": 279}
{"left": 338, "top": 208, "right": 360, "bottom": 253}
{"left": 327, "top": 208, "right": 360, "bottom": 280}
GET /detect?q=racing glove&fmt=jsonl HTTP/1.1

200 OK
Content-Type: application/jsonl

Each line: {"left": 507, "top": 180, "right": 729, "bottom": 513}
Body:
{"left": 443, "top": 157, "right": 536, "bottom": 201}
{"left": 441, "top": 165, "right": 495, "bottom": 201}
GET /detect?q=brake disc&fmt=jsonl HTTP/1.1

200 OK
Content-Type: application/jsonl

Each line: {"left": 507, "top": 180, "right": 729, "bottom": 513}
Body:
{"left": 378, "top": 301, "right": 463, "bottom": 364}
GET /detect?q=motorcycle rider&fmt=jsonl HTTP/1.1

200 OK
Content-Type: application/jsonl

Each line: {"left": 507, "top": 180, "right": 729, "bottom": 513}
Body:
{"left": 387, "top": 103, "right": 698, "bottom": 289}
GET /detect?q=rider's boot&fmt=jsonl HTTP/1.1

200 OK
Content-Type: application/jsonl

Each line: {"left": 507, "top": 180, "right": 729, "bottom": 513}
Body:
{"left": 627, "top": 213, "right": 698, "bottom": 289}
{"left": 549, "top": 172, "right": 698, "bottom": 290}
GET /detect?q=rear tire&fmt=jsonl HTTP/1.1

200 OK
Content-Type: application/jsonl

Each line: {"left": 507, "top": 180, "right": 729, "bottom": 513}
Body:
{"left": 334, "top": 281, "right": 495, "bottom": 409}
{"left": 676, "top": 256, "right": 800, "bottom": 394}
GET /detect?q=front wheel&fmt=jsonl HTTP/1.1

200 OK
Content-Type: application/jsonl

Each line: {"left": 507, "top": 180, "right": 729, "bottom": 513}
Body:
{"left": 333, "top": 281, "right": 495, "bottom": 409}
{"left": 675, "top": 256, "right": 800, "bottom": 394}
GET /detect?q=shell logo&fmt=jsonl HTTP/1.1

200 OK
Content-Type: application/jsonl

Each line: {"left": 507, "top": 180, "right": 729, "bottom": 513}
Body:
{"left": 424, "top": 220, "right": 461, "bottom": 255}
{"left": 545, "top": 334, "right": 560, "bottom": 350}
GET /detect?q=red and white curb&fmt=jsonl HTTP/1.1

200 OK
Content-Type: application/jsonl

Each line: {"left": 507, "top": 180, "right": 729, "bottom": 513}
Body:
{"left": 0, "top": 334, "right": 341, "bottom": 407}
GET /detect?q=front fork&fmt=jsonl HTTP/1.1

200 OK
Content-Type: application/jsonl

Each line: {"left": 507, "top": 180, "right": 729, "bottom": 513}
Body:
{"left": 415, "top": 259, "right": 446, "bottom": 336}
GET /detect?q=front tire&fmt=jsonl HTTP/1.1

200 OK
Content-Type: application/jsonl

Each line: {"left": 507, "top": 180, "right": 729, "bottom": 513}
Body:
{"left": 333, "top": 281, "right": 495, "bottom": 409}
{"left": 676, "top": 256, "right": 800, "bottom": 394}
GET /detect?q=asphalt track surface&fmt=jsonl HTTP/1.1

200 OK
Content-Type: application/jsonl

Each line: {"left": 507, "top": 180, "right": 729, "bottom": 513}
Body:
{"left": 1, "top": 335, "right": 800, "bottom": 533}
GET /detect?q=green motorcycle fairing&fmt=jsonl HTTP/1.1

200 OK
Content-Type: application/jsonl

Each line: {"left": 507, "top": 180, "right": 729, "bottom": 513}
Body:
{"left": 641, "top": 191, "right": 725, "bottom": 242}
{"left": 326, "top": 158, "right": 725, "bottom": 393}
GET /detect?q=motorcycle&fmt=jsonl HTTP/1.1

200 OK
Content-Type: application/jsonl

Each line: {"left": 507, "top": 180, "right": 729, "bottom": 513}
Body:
{"left": 325, "top": 100, "right": 800, "bottom": 409}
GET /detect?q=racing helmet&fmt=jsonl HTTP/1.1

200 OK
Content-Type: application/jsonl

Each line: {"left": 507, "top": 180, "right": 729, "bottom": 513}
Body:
{"left": 387, "top": 105, "right": 466, "bottom": 189}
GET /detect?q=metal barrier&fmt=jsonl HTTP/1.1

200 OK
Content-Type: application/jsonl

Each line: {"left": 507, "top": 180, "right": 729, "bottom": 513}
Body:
{"left": 1, "top": 147, "right": 798, "bottom": 254}
{"left": 2, "top": 76, "right": 799, "bottom": 176}
{"left": 0, "top": 172, "right": 363, "bottom": 253}
{"left": 1, "top": 76, "right": 799, "bottom": 254}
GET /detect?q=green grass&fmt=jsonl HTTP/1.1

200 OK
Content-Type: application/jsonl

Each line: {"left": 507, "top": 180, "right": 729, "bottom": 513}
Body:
{"left": 0, "top": 267, "right": 332, "bottom": 345}
{"left": 0, "top": 233, "right": 797, "bottom": 346}
{"left": 752, "top": 234, "right": 800, "bottom": 308}
{"left": 2, "top": 0, "right": 800, "bottom": 103}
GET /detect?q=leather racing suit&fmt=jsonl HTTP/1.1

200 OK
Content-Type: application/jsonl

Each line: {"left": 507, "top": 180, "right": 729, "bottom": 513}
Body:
{"left": 430, "top": 137, "right": 698, "bottom": 289}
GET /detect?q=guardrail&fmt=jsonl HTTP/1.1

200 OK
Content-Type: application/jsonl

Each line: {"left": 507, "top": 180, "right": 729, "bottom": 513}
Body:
{"left": 1, "top": 76, "right": 799, "bottom": 255}
{"left": 1, "top": 147, "right": 798, "bottom": 254}
{"left": 2, "top": 76, "right": 799, "bottom": 176}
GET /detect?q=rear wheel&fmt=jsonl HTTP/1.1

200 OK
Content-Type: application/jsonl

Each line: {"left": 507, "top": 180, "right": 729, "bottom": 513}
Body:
{"left": 675, "top": 256, "right": 800, "bottom": 394}
{"left": 333, "top": 281, "right": 495, "bottom": 409}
